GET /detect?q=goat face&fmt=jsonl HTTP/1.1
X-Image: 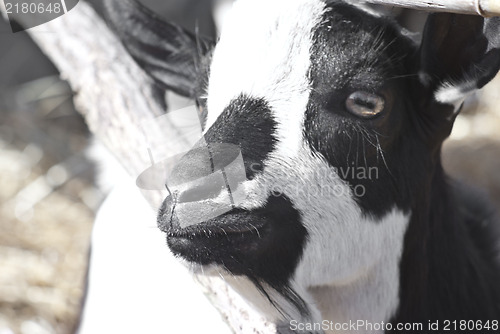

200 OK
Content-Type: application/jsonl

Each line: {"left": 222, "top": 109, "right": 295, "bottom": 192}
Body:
{"left": 106, "top": 0, "right": 500, "bottom": 328}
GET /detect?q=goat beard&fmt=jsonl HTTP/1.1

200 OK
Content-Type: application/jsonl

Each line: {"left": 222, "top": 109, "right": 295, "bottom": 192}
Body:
{"left": 247, "top": 275, "right": 312, "bottom": 322}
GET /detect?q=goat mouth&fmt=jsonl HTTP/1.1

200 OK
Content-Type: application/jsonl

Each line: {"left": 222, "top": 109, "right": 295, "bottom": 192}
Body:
{"left": 167, "top": 218, "right": 265, "bottom": 237}
{"left": 161, "top": 194, "right": 308, "bottom": 284}
{"left": 165, "top": 209, "right": 269, "bottom": 270}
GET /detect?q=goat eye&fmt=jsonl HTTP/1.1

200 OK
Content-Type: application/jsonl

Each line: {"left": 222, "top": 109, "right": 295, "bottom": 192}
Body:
{"left": 346, "top": 91, "right": 385, "bottom": 118}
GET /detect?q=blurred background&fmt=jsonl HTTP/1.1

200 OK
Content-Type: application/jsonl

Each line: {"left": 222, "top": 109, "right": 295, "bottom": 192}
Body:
{"left": 0, "top": 5, "right": 93, "bottom": 334}
{"left": 0, "top": 1, "right": 499, "bottom": 334}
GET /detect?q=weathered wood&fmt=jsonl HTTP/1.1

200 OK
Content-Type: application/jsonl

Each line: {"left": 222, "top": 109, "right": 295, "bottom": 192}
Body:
{"left": 365, "top": 0, "right": 500, "bottom": 16}
{"left": 0, "top": 2, "right": 274, "bottom": 333}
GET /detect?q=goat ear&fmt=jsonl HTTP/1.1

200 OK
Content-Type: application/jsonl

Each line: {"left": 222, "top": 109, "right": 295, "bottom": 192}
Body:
{"left": 103, "top": 0, "right": 213, "bottom": 98}
{"left": 419, "top": 14, "right": 500, "bottom": 107}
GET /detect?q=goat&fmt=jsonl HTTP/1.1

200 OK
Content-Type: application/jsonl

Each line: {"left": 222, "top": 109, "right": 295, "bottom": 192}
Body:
{"left": 105, "top": 0, "right": 500, "bottom": 332}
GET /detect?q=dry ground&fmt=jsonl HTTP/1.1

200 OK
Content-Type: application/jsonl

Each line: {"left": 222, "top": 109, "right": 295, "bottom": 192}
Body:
{"left": 0, "top": 79, "right": 100, "bottom": 334}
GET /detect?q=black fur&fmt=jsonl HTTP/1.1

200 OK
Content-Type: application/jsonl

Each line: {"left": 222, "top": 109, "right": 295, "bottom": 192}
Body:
{"left": 159, "top": 95, "right": 277, "bottom": 191}
{"left": 305, "top": 4, "right": 420, "bottom": 218}
{"left": 392, "top": 167, "right": 500, "bottom": 333}
{"left": 203, "top": 95, "right": 278, "bottom": 179}
{"left": 164, "top": 194, "right": 307, "bottom": 286}
{"left": 420, "top": 14, "right": 500, "bottom": 92}
{"left": 103, "top": 0, "right": 213, "bottom": 98}
{"left": 389, "top": 15, "right": 500, "bottom": 330}
{"left": 304, "top": 4, "right": 500, "bottom": 331}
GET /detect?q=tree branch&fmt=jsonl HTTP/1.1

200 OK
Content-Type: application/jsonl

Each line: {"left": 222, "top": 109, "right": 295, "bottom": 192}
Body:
{"left": 364, "top": 0, "right": 500, "bottom": 17}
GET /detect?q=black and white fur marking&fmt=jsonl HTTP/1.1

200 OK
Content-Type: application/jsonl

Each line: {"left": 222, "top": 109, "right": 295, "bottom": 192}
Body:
{"left": 105, "top": 0, "right": 500, "bottom": 333}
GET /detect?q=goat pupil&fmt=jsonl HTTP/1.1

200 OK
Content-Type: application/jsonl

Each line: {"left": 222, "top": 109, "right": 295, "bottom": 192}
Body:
{"left": 355, "top": 97, "right": 374, "bottom": 109}
{"left": 346, "top": 91, "right": 384, "bottom": 118}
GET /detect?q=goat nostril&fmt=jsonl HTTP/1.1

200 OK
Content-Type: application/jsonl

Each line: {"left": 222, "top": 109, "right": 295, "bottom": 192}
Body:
{"left": 177, "top": 181, "right": 226, "bottom": 203}
{"left": 157, "top": 195, "right": 177, "bottom": 233}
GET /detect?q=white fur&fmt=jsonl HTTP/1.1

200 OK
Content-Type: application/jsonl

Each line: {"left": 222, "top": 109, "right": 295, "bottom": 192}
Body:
{"left": 434, "top": 81, "right": 472, "bottom": 113}
{"left": 206, "top": 0, "right": 325, "bottom": 158}
{"left": 203, "top": 0, "right": 411, "bottom": 329}
{"left": 308, "top": 211, "right": 409, "bottom": 334}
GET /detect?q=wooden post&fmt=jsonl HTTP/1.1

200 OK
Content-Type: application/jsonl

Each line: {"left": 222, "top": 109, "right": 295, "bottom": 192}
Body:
{"left": 364, "top": 0, "right": 500, "bottom": 16}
